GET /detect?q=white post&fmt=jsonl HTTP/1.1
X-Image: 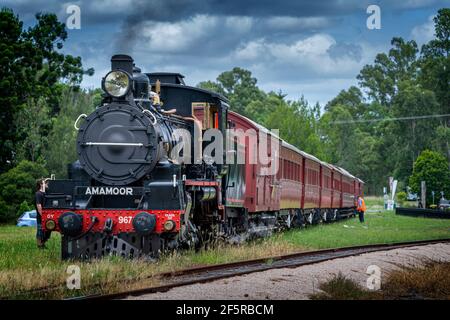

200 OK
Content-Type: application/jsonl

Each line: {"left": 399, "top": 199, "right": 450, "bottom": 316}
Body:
{"left": 421, "top": 181, "right": 426, "bottom": 208}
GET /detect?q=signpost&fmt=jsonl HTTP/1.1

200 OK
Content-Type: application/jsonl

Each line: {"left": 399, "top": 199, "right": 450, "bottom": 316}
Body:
{"left": 421, "top": 181, "right": 426, "bottom": 208}
{"left": 383, "top": 187, "right": 388, "bottom": 210}
{"left": 385, "top": 177, "right": 398, "bottom": 210}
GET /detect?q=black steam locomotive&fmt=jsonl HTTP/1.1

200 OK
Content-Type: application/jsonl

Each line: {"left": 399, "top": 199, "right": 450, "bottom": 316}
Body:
{"left": 42, "top": 55, "right": 230, "bottom": 259}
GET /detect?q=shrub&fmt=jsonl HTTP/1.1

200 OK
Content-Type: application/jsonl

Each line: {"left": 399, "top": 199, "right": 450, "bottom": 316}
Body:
{"left": 17, "top": 200, "right": 32, "bottom": 217}
{"left": 409, "top": 150, "right": 450, "bottom": 207}
{"left": 309, "top": 273, "right": 378, "bottom": 300}
{"left": 0, "top": 160, "right": 48, "bottom": 223}
{"left": 396, "top": 191, "right": 407, "bottom": 206}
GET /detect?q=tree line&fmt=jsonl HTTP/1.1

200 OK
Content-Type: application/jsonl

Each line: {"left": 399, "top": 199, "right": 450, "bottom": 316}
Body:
{"left": 0, "top": 8, "right": 99, "bottom": 222}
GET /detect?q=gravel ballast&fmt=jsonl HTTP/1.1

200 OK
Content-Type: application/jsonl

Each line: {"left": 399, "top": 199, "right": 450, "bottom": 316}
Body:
{"left": 128, "top": 243, "right": 450, "bottom": 300}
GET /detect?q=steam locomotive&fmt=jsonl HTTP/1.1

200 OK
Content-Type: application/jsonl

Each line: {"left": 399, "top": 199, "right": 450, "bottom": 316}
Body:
{"left": 41, "top": 55, "right": 364, "bottom": 259}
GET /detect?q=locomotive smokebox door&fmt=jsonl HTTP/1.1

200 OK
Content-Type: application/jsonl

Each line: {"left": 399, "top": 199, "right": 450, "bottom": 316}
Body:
{"left": 76, "top": 103, "right": 161, "bottom": 185}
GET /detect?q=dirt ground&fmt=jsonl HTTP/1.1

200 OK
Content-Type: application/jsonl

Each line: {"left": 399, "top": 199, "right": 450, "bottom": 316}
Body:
{"left": 128, "top": 243, "right": 450, "bottom": 300}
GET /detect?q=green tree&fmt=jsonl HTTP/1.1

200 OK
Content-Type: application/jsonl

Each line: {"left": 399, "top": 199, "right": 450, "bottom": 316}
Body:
{"left": 17, "top": 200, "right": 32, "bottom": 218}
{"left": 0, "top": 8, "right": 93, "bottom": 171}
{"left": 357, "top": 37, "right": 419, "bottom": 106}
{"left": 409, "top": 150, "right": 450, "bottom": 207}
{"left": 44, "top": 87, "right": 100, "bottom": 178}
{"left": 388, "top": 81, "right": 440, "bottom": 181}
{"left": 420, "top": 8, "right": 450, "bottom": 109}
{"left": 14, "top": 98, "right": 51, "bottom": 162}
{"left": 265, "top": 96, "right": 326, "bottom": 160}
{"left": 196, "top": 80, "right": 226, "bottom": 96}
{"left": 0, "top": 160, "right": 48, "bottom": 222}
{"left": 433, "top": 125, "right": 450, "bottom": 162}
{"left": 345, "top": 22, "right": 449, "bottom": 193}
{"left": 396, "top": 191, "right": 407, "bottom": 206}
{"left": 320, "top": 85, "right": 388, "bottom": 194}
{"left": 325, "top": 86, "right": 366, "bottom": 116}
{"left": 419, "top": 8, "right": 450, "bottom": 162}
{"left": 197, "top": 67, "right": 266, "bottom": 116}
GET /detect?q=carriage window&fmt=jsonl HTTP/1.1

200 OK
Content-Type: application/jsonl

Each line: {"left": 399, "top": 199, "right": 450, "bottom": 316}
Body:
{"left": 292, "top": 162, "right": 296, "bottom": 180}
{"left": 276, "top": 160, "right": 282, "bottom": 180}
{"left": 290, "top": 161, "right": 293, "bottom": 180}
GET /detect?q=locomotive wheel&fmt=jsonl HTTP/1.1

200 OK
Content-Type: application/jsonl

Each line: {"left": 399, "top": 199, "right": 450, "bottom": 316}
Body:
{"left": 294, "top": 210, "right": 306, "bottom": 228}
{"left": 307, "top": 212, "right": 313, "bottom": 224}
{"left": 333, "top": 209, "right": 338, "bottom": 221}
{"left": 311, "top": 209, "right": 321, "bottom": 224}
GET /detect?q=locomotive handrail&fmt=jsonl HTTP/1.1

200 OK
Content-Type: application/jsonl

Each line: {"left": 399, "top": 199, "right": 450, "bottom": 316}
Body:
{"left": 74, "top": 114, "right": 88, "bottom": 130}
{"left": 142, "top": 109, "right": 157, "bottom": 125}
{"left": 82, "top": 142, "right": 145, "bottom": 147}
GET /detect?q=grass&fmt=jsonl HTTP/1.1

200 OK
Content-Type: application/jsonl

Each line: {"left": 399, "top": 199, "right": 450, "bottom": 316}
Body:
{"left": 381, "top": 260, "right": 450, "bottom": 299}
{"left": 1, "top": 198, "right": 449, "bottom": 299}
{"left": 310, "top": 273, "right": 377, "bottom": 300}
{"left": 282, "top": 210, "right": 450, "bottom": 249}
{"left": 364, "top": 196, "right": 385, "bottom": 210}
{"left": 310, "top": 260, "right": 450, "bottom": 300}
{"left": 0, "top": 227, "right": 297, "bottom": 299}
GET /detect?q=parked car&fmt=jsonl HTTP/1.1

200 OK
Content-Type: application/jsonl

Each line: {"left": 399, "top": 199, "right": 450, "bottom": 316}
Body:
{"left": 439, "top": 198, "right": 450, "bottom": 211}
{"left": 17, "top": 210, "right": 37, "bottom": 227}
{"left": 406, "top": 192, "right": 418, "bottom": 201}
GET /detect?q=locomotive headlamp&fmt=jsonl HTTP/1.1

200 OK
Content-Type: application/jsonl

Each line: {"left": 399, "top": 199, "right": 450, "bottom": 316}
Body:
{"left": 103, "top": 70, "right": 131, "bottom": 97}
{"left": 163, "top": 220, "right": 176, "bottom": 232}
{"left": 45, "top": 219, "right": 56, "bottom": 231}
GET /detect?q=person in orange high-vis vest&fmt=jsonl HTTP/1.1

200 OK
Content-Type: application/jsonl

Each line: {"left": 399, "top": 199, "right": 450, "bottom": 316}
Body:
{"left": 356, "top": 196, "right": 366, "bottom": 223}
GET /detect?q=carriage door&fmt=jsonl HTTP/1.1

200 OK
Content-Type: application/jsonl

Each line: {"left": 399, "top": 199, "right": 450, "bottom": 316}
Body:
{"left": 269, "top": 148, "right": 281, "bottom": 211}
{"left": 263, "top": 158, "right": 274, "bottom": 211}
{"left": 263, "top": 138, "right": 280, "bottom": 212}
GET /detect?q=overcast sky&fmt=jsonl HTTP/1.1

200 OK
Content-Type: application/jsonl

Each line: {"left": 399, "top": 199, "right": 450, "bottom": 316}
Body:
{"left": 3, "top": 0, "right": 447, "bottom": 105}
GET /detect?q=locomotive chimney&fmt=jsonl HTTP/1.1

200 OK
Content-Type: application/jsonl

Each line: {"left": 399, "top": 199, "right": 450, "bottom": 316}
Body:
{"left": 111, "top": 54, "right": 134, "bottom": 75}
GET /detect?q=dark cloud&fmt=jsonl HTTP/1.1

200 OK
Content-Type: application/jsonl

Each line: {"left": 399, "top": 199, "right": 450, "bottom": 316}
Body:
{"left": 114, "top": 0, "right": 363, "bottom": 51}
{"left": 4, "top": 0, "right": 447, "bottom": 26}
{"left": 112, "top": 0, "right": 448, "bottom": 54}
{"left": 327, "top": 42, "right": 363, "bottom": 61}
{"left": 3, "top": 0, "right": 447, "bottom": 105}
{"left": 119, "top": 0, "right": 359, "bottom": 22}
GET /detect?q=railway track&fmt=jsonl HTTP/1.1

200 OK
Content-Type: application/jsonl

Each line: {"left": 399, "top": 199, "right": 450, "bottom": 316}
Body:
{"left": 70, "top": 238, "right": 450, "bottom": 300}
